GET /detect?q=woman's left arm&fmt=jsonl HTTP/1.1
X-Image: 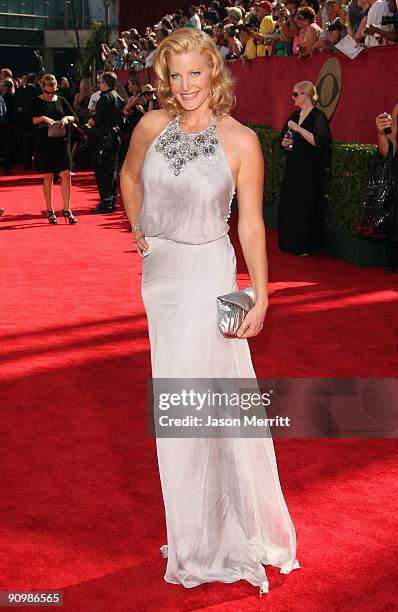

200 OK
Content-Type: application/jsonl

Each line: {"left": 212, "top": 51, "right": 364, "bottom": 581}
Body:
{"left": 235, "top": 128, "right": 269, "bottom": 339}
{"left": 288, "top": 118, "right": 315, "bottom": 145}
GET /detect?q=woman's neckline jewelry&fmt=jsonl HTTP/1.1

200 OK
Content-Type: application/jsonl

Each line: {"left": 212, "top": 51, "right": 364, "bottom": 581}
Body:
{"left": 154, "top": 115, "right": 220, "bottom": 176}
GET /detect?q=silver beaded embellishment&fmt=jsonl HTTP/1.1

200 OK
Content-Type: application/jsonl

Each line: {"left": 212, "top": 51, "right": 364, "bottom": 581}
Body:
{"left": 154, "top": 116, "right": 219, "bottom": 176}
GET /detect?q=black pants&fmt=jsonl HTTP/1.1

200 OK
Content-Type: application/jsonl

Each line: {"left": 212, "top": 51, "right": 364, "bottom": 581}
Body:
{"left": 92, "top": 133, "right": 121, "bottom": 208}
{"left": 0, "top": 118, "right": 11, "bottom": 174}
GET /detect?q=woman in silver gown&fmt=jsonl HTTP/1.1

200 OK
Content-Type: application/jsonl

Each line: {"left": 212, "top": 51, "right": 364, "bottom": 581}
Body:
{"left": 120, "top": 28, "right": 300, "bottom": 596}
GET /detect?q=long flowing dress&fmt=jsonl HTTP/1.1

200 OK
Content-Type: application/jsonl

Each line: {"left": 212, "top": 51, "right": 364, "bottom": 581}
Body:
{"left": 138, "top": 115, "right": 300, "bottom": 592}
{"left": 278, "top": 107, "right": 332, "bottom": 254}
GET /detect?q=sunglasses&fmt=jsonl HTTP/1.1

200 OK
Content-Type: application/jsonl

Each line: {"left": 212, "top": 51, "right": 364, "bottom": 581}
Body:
{"left": 292, "top": 91, "right": 305, "bottom": 97}
{"left": 43, "top": 89, "right": 57, "bottom": 94}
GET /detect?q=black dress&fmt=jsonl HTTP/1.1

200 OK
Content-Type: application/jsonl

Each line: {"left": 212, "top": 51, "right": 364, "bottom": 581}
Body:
{"left": 387, "top": 132, "right": 398, "bottom": 267}
{"left": 278, "top": 107, "right": 332, "bottom": 254}
{"left": 30, "top": 96, "right": 76, "bottom": 174}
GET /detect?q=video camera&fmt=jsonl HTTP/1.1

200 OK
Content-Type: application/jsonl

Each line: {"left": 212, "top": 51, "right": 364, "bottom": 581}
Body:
{"left": 381, "top": 14, "right": 398, "bottom": 27}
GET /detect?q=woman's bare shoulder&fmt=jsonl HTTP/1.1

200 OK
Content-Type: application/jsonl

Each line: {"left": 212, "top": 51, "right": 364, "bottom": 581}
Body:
{"left": 218, "top": 115, "right": 261, "bottom": 150}
{"left": 137, "top": 109, "right": 173, "bottom": 142}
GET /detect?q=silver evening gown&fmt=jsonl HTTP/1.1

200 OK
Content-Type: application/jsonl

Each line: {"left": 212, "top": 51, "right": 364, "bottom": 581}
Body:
{"left": 138, "top": 115, "right": 300, "bottom": 593}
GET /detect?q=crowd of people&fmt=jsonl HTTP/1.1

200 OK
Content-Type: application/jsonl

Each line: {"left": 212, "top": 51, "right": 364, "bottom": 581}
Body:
{"left": 101, "top": 0, "right": 398, "bottom": 69}
{"left": 0, "top": 0, "right": 396, "bottom": 269}
{"left": 0, "top": 0, "right": 397, "bottom": 178}
{"left": 0, "top": 67, "right": 160, "bottom": 177}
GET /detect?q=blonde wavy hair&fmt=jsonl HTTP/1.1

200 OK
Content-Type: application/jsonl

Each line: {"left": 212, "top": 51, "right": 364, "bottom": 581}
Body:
{"left": 295, "top": 80, "right": 318, "bottom": 105}
{"left": 40, "top": 74, "right": 57, "bottom": 88}
{"left": 153, "top": 28, "right": 235, "bottom": 118}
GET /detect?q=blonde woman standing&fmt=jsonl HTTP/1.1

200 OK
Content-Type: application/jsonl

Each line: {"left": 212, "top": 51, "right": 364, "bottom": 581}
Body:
{"left": 278, "top": 80, "right": 331, "bottom": 255}
{"left": 121, "top": 28, "right": 299, "bottom": 596}
{"left": 73, "top": 78, "right": 92, "bottom": 124}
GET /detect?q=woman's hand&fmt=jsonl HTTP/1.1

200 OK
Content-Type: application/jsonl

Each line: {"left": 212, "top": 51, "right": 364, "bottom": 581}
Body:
{"left": 376, "top": 112, "right": 392, "bottom": 135}
{"left": 61, "top": 116, "right": 74, "bottom": 126}
{"left": 236, "top": 303, "right": 268, "bottom": 339}
{"left": 287, "top": 120, "right": 301, "bottom": 132}
{"left": 43, "top": 116, "right": 55, "bottom": 126}
{"left": 281, "top": 135, "right": 292, "bottom": 148}
{"left": 134, "top": 229, "right": 149, "bottom": 257}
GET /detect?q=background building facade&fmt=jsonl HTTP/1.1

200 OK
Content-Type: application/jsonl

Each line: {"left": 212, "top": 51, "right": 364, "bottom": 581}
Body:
{"left": 0, "top": 0, "right": 119, "bottom": 76}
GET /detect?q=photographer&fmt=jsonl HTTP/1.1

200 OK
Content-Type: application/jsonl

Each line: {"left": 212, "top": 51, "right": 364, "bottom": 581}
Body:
{"left": 252, "top": 1, "right": 275, "bottom": 57}
{"left": 365, "top": 0, "right": 398, "bottom": 42}
{"left": 364, "top": 0, "right": 392, "bottom": 45}
{"left": 376, "top": 105, "right": 398, "bottom": 273}
{"left": 240, "top": 25, "right": 258, "bottom": 58}
{"left": 223, "top": 24, "right": 244, "bottom": 58}
{"left": 87, "top": 72, "right": 124, "bottom": 214}
{"left": 279, "top": 0, "right": 301, "bottom": 55}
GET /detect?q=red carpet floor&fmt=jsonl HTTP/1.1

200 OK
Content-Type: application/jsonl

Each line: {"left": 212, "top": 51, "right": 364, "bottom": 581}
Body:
{"left": 1, "top": 170, "right": 398, "bottom": 612}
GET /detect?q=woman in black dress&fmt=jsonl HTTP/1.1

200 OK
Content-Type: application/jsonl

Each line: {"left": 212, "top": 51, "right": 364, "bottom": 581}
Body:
{"left": 31, "top": 74, "right": 77, "bottom": 224}
{"left": 278, "top": 80, "right": 332, "bottom": 255}
{"left": 376, "top": 105, "right": 398, "bottom": 273}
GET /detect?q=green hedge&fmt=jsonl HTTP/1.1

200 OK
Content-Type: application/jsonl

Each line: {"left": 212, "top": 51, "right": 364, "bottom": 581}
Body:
{"left": 249, "top": 124, "right": 377, "bottom": 236}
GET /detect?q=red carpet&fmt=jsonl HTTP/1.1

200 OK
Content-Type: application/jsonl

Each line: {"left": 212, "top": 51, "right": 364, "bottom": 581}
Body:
{"left": 1, "top": 169, "right": 397, "bottom": 611}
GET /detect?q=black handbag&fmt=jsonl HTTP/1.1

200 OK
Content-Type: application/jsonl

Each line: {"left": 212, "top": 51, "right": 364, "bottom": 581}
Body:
{"left": 356, "top": 141, "right": 396, "bottom": 238}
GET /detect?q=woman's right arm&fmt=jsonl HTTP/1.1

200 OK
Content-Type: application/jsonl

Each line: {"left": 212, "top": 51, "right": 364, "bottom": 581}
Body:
{"left": 32, "top": 115, "right": 53, "bottom": 125}
{"left": 353, "top": 15, "right": 368, "bottom": 41}
{"left": 120, "top": 111, "right": 167, "bottom": 256}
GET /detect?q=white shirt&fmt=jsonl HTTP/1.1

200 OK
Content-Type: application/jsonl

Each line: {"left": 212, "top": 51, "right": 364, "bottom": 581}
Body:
{"left": 145, "top": 51, "right": 156, "bottom": 68}
{"left": 189, "top": 13, "right": 202, "bottom": 29}
{"left": 88, "top": 90, "right": 101, "bottom": 111}
{"left": 365, "top": 0, "right": 391, "bottom": 46}
{"left": 219, "top": 45, "right": 230, "bottom": 58}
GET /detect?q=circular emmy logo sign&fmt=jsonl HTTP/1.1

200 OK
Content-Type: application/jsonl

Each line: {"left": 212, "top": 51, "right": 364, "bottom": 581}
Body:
{"left": 316, "top": 58, "right": 341, "bottom": 120}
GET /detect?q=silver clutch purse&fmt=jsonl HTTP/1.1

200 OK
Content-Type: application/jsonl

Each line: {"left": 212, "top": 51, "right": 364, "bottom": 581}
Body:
{"left": 217, "top": 286, "right": 255, "bottom": 338}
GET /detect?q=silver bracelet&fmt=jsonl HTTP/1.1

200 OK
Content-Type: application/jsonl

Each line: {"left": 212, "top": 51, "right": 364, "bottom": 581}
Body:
{"left": 131, "top": 223, "right": 141, "bottom": 232}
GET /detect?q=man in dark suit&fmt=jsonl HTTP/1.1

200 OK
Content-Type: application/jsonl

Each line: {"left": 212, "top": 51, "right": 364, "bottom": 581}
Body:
{"left": 19, "top": 73, "right": 41, "bottom": 170}
{"left": 87, "top": 72, "right": 124, "bottom": 213}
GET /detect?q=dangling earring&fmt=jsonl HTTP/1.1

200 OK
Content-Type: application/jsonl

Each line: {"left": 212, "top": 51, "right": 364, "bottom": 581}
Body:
{"left": 210, "top": 87, "right": 215, "bottom": 97}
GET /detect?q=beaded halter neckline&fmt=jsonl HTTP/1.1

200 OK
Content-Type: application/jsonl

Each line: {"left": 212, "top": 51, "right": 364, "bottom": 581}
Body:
{"left": 154, "top": 115, "right": 220, "bottom": 176}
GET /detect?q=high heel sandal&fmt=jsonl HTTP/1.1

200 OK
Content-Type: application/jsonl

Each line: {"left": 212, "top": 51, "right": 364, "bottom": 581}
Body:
{"left": 61, "top": 209, "right": 77, "bottom": 224}
{"left": 259, "top": 582, "right": 269, "bottom": 597}
{"left": 46, "top": 210, "right": 58, "bottom": 224}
